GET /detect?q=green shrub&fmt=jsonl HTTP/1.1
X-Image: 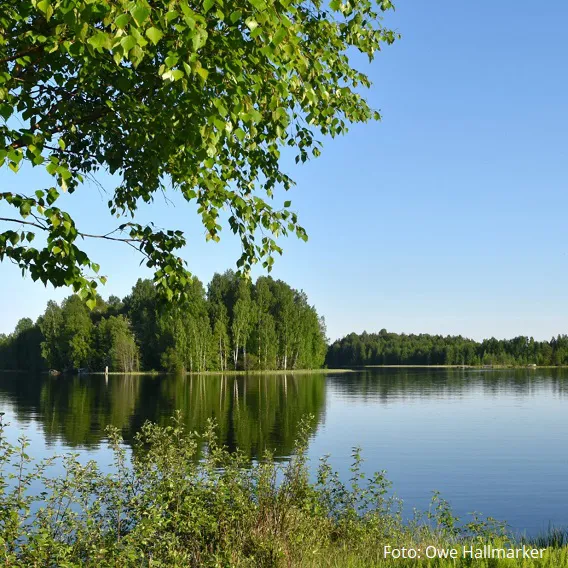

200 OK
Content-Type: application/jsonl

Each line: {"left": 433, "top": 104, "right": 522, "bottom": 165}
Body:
{"left": 0, "top": 413, "right": 566, "bottom": 567}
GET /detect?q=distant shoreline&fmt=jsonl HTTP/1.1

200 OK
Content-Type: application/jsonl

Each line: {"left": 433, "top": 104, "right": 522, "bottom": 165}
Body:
{"left": 3, "top": 365, "right": 568, "bottom": 376}
{"left": 358, "top": 364, "right": 558, "bottom": 369}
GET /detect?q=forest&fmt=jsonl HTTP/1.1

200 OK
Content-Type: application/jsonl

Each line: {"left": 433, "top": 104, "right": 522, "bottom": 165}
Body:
{"left": 0, "top": 271, "right": 327, "bottom": 373}
{"left": 326, "top": 330, "right": 568, "bottom": 367}
{"left": 5, "top": 280, "right": 568, "bottom": 372}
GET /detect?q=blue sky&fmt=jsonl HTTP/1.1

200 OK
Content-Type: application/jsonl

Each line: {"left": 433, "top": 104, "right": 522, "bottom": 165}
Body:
{"left": 2, "top": 0, "right": 568, "bottom": 342}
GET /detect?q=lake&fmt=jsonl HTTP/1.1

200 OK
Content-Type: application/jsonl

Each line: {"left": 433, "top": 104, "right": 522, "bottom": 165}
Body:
{"left": 1, "top": 367, "right": 567, "bottom": 537}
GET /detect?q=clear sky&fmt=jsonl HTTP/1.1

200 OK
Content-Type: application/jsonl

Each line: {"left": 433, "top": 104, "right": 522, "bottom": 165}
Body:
{"left": 2, "top": 0, "right": 568, "bottom": 342}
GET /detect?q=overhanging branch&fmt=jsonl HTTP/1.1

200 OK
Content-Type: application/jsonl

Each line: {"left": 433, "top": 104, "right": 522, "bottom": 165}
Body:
{"left": 0, "top": 217, "right": 140, "bottom": 244}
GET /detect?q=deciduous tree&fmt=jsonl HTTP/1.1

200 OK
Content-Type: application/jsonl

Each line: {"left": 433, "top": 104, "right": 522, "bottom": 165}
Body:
{"left": 0, "top": 0, "right": 397, "bottom": 304}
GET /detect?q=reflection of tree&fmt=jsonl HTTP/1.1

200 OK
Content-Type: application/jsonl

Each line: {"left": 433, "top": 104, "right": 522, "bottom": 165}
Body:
{"left": 227, "top": 374, "right": 326, "bottom": 458}
{"left": 0, "top": 372, "right": 326, "bottom": 457}
{"left": 326, "top": 368, "right": 568, "bottom": 403}
{"left": 0, "top": 373, "right": 45, "bottom": 425}
{"left": 133, "top": 373, "right": 327, "bottom": 458}
{"left": 38, "top": 375, "right": 141, "bottom": 447}
{"left": 3, "top": 369, "right": 568, "bottom": 453}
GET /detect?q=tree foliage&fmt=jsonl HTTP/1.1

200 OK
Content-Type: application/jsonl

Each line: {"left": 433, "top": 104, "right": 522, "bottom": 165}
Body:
{"left": 0, "top": 0, "right": 397, "bottom": 304}
{"left": 95, "top": 314, "right": 139, "bottom": 372}
{"left": 0, "top": 271, "right": 327, "bottom": 372}
{"left": 327, "top": 330, "right": 568, "bottom": 367}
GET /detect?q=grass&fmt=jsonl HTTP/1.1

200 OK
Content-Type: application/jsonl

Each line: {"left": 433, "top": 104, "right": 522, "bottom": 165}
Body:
{"left": 296, "top": 547, "right": 568, "bottom": 567}
{"left": 527, "top": 526, "right": 568, "bottom": 549}
{"left": 0, "top": 414, "right": 566, "bottom": 567}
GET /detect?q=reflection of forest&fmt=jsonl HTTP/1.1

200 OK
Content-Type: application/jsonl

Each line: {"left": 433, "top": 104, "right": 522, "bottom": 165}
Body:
{"left": 3, "top": 369, "right": 565, "bottom": 454}
{"left": 326, "top": 368, "right": 568, "bottom": 403}
{"left": 0, "top": 373, "right": 327, "bottom": 457}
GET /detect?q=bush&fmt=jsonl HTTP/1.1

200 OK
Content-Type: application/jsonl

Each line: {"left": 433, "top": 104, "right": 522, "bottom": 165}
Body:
{"left": 0, "top": 414, "right": 565, "bottom": 567}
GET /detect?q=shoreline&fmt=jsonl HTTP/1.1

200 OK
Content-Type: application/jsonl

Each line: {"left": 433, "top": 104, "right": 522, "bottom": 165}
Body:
{"left": 84, "top": 368, "right": 354, "bottom": 377}
{"left": 3, "top": 365, "right": 568, "bottom": 376}
{"left": 357, "top": 364, "right": 564, "bottom": 369}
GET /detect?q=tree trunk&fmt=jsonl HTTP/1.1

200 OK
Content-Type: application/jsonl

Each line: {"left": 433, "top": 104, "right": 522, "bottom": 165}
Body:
{"left": 292, "top": 349, "right": 299, "bottom": 370}
{"left": 258, "top": 322, "right": 261, "bottom": 370}
{"left": 233, "top": 331, "right": 239, "bottom": 369}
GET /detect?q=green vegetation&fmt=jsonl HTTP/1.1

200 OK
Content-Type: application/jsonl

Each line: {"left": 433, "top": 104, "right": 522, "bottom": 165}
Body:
{"left": 0, "top": 413, "right": 565, "bottom": 567}
{"left": 0, "top": 0, "right": 397, "bottom": 305}
{"left": 327, "top": 330, "right": 568, "bottom": 367}
{"left": 0, "top": 271, "right": 327, "bottom": 373}
{"left": 7, "top": 297, "right": 568, "bottom": 373}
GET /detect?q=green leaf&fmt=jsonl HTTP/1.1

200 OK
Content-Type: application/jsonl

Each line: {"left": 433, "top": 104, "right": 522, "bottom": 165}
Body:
{"left": 284, "top": 200, "right": 291, "bottom": 207}
{"left": 120, "top": 35, "right": 137, "bottom": 52}
{"left": 0, "top": 103, "right": 12, "bottom": 120}
{"left": 162, "top": 69, "right": 185, "bottom": 81}
{"left": 87, "top": 32, "right": 110, "bottom": 50}
{"left": 115, "top": 13, "right": 131, "bottom": 29}
{"left": 245, "top": 18, "right": 258, "bottom": 31}
{"left": 36, "top": 0, "right": 53, "bottom": 19}
{"left": 196, "top": 67, "right": 209, "bottom": 81}
{"left": 192, "top": 29, "right": 208, "bottom": 51}
{"left": 20, "top": 201, "right": 31, "bottom": 217}
{"left": 36, "top": 0, "right": 50, "bottom": 13}
{"left": 131, "top": 3, "right": 151, "bottom": 26}
{"left": 272, "top": 27, "right": 287, "bottom": 46}
{"left": 203, "top": 0, "right": 215, "bottom": 13}
{"left": 248, "top": 0, "right": 266, "bottom": 10}
{"left": 145, "top": 27, "right": 164, "bottom": 45}
{"left": 166, "top": 9, "right": 179, "bottom": 22}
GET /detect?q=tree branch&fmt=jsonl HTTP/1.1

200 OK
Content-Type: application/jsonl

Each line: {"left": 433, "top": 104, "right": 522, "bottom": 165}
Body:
{"left": 0, "top": 46, "right": 44, "bottom": 66}
{"left": 0, "top": 217, "right": 140, "bottom": 244}
{"left": 0, "top": 217, "right": 47, "bottom": 232}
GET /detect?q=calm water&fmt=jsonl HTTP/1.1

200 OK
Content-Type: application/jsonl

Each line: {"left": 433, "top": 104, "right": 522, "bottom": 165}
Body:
{"left": 1, "top": 368, "right": 567, "bottom": 536}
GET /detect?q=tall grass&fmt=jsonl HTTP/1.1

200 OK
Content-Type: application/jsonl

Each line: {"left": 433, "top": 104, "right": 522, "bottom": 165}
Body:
{"left": 527, "top": 526, "right": 568, "bottom": 549}
{"left": 0, "top": 413, "right": 566, "bottom": 567}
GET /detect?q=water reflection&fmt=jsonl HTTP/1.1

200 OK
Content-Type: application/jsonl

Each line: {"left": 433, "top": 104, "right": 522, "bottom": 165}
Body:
{"left": 325, "top": 368, "right": 568, "bottom": 401}
{"left": 0, "top": 372, "right": 326, "bottom": 457}
{"left": 1, "top": 368, "right": 568, "bottom": 535}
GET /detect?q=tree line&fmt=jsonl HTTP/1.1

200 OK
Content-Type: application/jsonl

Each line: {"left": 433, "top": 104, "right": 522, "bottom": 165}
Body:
{"left": 6, "top": 291, "right": 568, "bottom": 372}
{"left": 0, "top": 271, "right": 327, "bottom": 373}
{"left": 326, "top": 330, "right": 568, "bottom": 367}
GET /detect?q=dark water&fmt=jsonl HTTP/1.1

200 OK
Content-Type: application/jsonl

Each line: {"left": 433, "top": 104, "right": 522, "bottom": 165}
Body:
{"left": 1, "top": 368, "right": 567, "bottom": 536}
